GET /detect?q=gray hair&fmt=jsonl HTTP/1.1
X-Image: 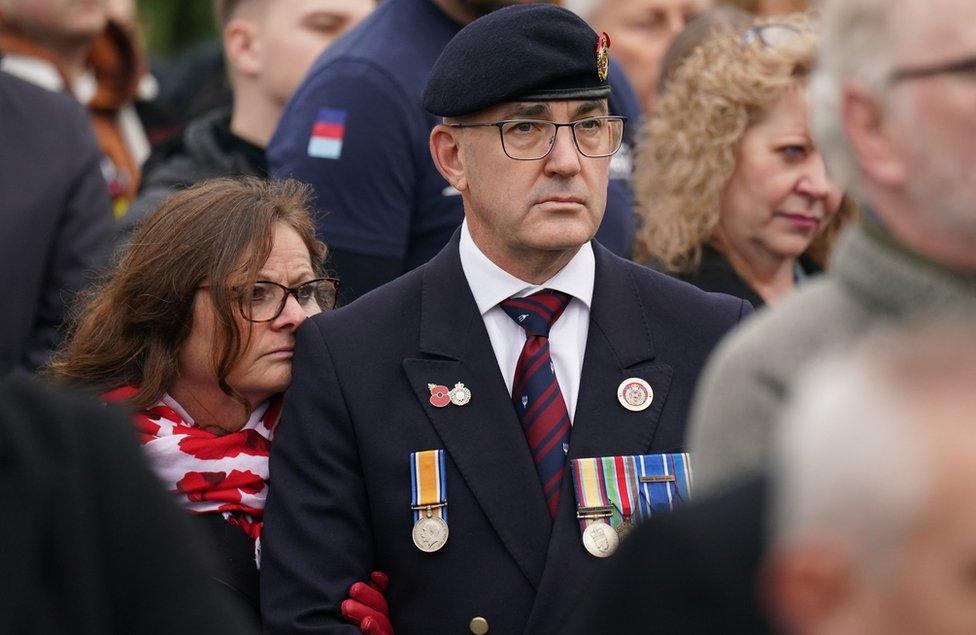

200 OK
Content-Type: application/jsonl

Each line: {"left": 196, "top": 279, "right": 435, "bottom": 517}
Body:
{"left": 808, "top": 0, "right": 906, "bottom": 194}
{"left": 771, "top": 321, "right": 976, "bottom": 574}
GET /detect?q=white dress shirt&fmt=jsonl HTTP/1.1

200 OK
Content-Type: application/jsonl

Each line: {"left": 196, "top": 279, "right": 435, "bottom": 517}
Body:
{"left": 458, "top": 220, "right": 594, "bottom": 422}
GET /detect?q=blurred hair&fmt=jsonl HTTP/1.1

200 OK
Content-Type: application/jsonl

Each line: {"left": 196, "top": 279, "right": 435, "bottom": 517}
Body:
{"left": 809, "top": 0, "right": 902, "bottom": 196}
{"left": 633, "top": 13, "right": 856, "bottom": 272}
{"left": 657, "top": 6, "right": 754, "bottom": 95}
{"left": 48, "top": 177, "right": 325, "bottom": 412}
{"left": 772, "top": 321, "right": 976, "bottom": 572}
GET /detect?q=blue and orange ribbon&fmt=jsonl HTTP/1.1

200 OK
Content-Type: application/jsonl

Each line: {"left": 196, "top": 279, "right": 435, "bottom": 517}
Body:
{"left": 410, "top": 449, "right": 447, "bottom": 523}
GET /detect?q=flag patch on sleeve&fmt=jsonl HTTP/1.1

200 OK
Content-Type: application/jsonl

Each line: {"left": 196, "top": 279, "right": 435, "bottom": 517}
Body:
{"left": 307, "top": 108, "right": 347, "bottom": 159}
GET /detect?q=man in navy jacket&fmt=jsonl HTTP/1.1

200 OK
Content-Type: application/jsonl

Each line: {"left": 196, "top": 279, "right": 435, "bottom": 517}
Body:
{"left": 261, "top": 7, "right": 751, "bottom": 633}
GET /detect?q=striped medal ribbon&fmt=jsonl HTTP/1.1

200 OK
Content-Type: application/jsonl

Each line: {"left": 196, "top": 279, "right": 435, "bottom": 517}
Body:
{"left": 635, "top": 452, "right": 694, "bottom": 519}
{"left": 410, "top": 449, "right": 448, "bottom": 553}
{"left": 572, "top": 457, "right": 620, "bottom": 558}
{"left": 600, "top": 455, "right": 640, "bottom": 539}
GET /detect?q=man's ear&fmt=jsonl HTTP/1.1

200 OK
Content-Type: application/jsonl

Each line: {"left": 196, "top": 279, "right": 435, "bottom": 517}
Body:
{"left": 760, "top": 543, "right": 861, "bottom": 635}
{"left": 429, "top": 124, "right": 468, "bottom": 193}
{"left": 223, "top": 18, "right": 262, "bottom": 78}
{"left": 843, "top": 81, "right": 906, "bottom": 188}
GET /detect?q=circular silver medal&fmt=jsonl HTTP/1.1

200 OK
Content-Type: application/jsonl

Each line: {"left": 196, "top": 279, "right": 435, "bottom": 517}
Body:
{"left": 412, "top": 515, "right": 449, "bottom": 553}
{"left": 582, "top": 520, "right": 619, "bottom": 558}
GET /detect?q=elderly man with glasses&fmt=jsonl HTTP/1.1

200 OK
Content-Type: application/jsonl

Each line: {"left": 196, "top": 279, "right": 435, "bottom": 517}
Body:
{"left": 689, "top": 0, "right": 976, "bottom": 495}
{"left": 260, "top": 6, "right": 750, "bottom": 634}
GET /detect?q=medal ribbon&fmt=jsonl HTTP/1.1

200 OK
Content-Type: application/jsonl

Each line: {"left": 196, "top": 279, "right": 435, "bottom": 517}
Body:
{"left": 636, "top": 452, "right": 693, "bottom": 518}
{"left": 572, "top": 457, "right": 613, "bottom": 533}
{"left": 410, "top": 449, "right": 447, "bottom": 523}
{"left": 603, "top": 455, "right": 638, "bottom": 526}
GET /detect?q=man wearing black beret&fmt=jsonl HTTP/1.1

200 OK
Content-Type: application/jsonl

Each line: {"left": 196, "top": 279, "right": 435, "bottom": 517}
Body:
{"left": 261, "top": 6, "right": 752, "bottom": 633}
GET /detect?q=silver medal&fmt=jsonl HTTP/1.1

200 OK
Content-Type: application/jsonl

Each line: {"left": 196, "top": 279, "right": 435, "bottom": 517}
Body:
{"left": 412, "top": 515, "right": 449, "bottom": 553}
{"left": 581, "top": 520, "right": 619, "bottom": 558}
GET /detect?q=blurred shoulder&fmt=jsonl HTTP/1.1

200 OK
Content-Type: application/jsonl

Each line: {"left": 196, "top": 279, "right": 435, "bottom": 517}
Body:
{"left": 707, "top": 275, "right": 866, "bottom": 378}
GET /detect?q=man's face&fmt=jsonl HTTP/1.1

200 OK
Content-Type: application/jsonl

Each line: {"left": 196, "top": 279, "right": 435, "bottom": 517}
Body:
{"left": 590, "top": 0, "right": 712, "bottom": 112}
{"left": 456, "top": 99, "right": 611, "bottom": 266}
{"left": 0, "top": 0, "right": 107, "bottom": 44}
{"left": 886, "top": 0, "right": 976, "bottom": 246}
{"left": 255, "top": 0, "right": 373, "bottom": 106}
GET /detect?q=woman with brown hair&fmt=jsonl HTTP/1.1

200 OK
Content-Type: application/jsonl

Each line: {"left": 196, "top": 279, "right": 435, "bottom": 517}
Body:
{"left": 48, "top": 177, "right": 389, "bottom": 632}
{"left": 634, "top": 15, "right": 856, "bottom": 308}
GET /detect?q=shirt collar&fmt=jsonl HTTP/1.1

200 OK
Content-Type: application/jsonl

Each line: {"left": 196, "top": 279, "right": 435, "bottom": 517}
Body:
{"left": 459, "top": 219, "right": 595, "bottom": 316}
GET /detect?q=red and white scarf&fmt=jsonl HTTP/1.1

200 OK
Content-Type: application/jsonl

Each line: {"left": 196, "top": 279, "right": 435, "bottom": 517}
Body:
{"left": 104, "top": 387, "right": 281, "bottom": 565}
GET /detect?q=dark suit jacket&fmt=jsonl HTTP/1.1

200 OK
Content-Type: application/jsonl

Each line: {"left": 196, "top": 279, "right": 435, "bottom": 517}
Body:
{"left": 0, "top": 70, "right": 112, "bottom": 375}
{"left": 261, "top": 236, "right": 751, "bottom": 634}
{"left": 564, "top": 475, "right": 772, "bottom": 634}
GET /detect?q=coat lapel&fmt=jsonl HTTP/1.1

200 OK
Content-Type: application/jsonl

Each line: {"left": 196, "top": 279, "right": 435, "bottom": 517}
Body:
{"left": 524, "top": 242, "right": 675, "bottom": 634}
{"left": 401, "top": 235, "right": 552, "bottom": 589}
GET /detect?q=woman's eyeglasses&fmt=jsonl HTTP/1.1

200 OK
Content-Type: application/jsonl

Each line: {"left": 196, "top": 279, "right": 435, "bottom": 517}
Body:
{"left": 740, "top": 23, "right": 803, "bottom": 48}
{"left": 236, "top": 278, "right": 340, "bottom": 322}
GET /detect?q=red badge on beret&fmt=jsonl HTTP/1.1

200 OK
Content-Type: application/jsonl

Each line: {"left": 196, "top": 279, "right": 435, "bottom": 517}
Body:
{"left": 595, "top": 32, "right": 611, "bottom": 81}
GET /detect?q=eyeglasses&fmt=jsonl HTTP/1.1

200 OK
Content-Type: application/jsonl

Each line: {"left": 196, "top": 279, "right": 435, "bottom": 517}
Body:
{"left": 235, "top": 278, "right": 340, "bottom": 322}
{"left": 448, "top": 116, "right": 626, "bottom": 161}
{"left": 740, "top": 23, "right": 803, "bottom": 48}
{"left": 888, "top": 53, "right": 976, "bottom": 84}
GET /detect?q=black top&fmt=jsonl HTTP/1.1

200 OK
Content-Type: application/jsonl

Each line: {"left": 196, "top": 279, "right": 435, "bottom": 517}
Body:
{"left": 190, "top": 514, "right": 261, "bottom": 623}
{"left": 564, "top": 475, "right": 772, "bottom": 634}
{"left": 675, "top": 244, "right": 821, "bottom": 309}
{"left": 119, "top": 107, "right": 267, "bottom": 252}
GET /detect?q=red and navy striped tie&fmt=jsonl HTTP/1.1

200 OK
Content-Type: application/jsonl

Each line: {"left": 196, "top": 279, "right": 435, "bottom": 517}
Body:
{"left": 500, "top": 289, "right": 573, "bottom": 519}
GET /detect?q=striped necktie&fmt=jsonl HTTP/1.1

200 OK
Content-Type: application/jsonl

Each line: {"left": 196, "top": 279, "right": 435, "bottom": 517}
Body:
{"left": 499, "top": 289, "right": 573, "bottom": 519}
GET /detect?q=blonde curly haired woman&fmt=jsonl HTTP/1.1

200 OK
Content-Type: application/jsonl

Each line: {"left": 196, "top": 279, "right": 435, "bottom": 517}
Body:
{"left": 634, "top": 15, "right": 856, "bottom": 307}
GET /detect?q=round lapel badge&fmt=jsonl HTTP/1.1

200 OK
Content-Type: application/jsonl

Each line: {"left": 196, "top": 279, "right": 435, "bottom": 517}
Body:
{"left": 617, "top": 377, "right": 653, "bottom": 412}
{"left": 449, "top": 382, "right": 472, "bottom": 406}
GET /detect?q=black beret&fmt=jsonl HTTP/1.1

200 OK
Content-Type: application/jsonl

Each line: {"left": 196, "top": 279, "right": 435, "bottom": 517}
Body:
{"left": 423, "top": 5, "right": 613, "bottom": 117}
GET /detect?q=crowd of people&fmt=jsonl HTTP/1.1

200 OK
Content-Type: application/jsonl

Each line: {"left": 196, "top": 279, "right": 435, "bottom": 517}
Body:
{"left": 2, "top": 0, "right": 975, "bottom": 632}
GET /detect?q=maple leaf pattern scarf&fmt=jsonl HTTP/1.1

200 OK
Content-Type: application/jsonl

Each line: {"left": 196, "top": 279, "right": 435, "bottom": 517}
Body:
{"left": 103, "top": 387, "right": 282, "bottom": 565}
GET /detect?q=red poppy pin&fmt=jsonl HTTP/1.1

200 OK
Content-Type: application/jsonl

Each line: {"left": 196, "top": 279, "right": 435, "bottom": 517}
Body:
{"left": 595, "top": 32, "right": 611, "bottom": 82}
{"left": 428, "top": 384, "right": 451, "bottom": 408}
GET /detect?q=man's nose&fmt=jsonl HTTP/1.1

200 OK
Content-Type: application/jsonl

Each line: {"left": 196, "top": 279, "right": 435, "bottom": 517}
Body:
{"left": 544, "top": 126, "right": 582, "bottom": 176}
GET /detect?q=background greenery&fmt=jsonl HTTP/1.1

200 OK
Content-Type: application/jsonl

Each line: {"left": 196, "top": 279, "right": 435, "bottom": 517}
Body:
{"left": 136, "top": 0, "right": 218, "bottom": 57}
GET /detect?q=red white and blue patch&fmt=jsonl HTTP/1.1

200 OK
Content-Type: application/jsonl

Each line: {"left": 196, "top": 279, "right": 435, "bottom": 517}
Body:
{"left": 307, "top": 108, "right": 347, "bottom": 159}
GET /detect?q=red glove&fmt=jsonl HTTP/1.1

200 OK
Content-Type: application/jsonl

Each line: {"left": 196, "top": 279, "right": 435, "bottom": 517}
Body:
{"left": 341, "top": 571, "right": 393, "bottom": 635}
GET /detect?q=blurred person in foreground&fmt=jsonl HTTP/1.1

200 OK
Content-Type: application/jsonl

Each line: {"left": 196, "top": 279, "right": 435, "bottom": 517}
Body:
{"left": 565, "top": 322, "right": 976, "bottom": 634}
{"left": 689, "top": 0, "right": 976, "bottom": 494}
{"left": 48, "top": 178, "right": 346, "bottom": 622}
{"left": 0, "top": 69, "right": 111, "bottom": 375}
{"left": 269, "top": 0, "right": 642, "bottom": 302}
{"left": 121, "top": 0, "right": 373, "bottom": 250}
{"left": 0, "top": 0, "right": 151, "bottom": 217}
{"left": 261, "top": 6, "right": 750, "bottom": 632}
{"left": 565, "top": 0, "right": 713, "bottom": 115}
{"left": 765, "top": 323, "right": 976, "bottom": 634}
{"left": 635, "top": 15, "right": 854, "bottom": 309}
{"left": 0, "top": 374, "right": 256, "bottom": 633}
